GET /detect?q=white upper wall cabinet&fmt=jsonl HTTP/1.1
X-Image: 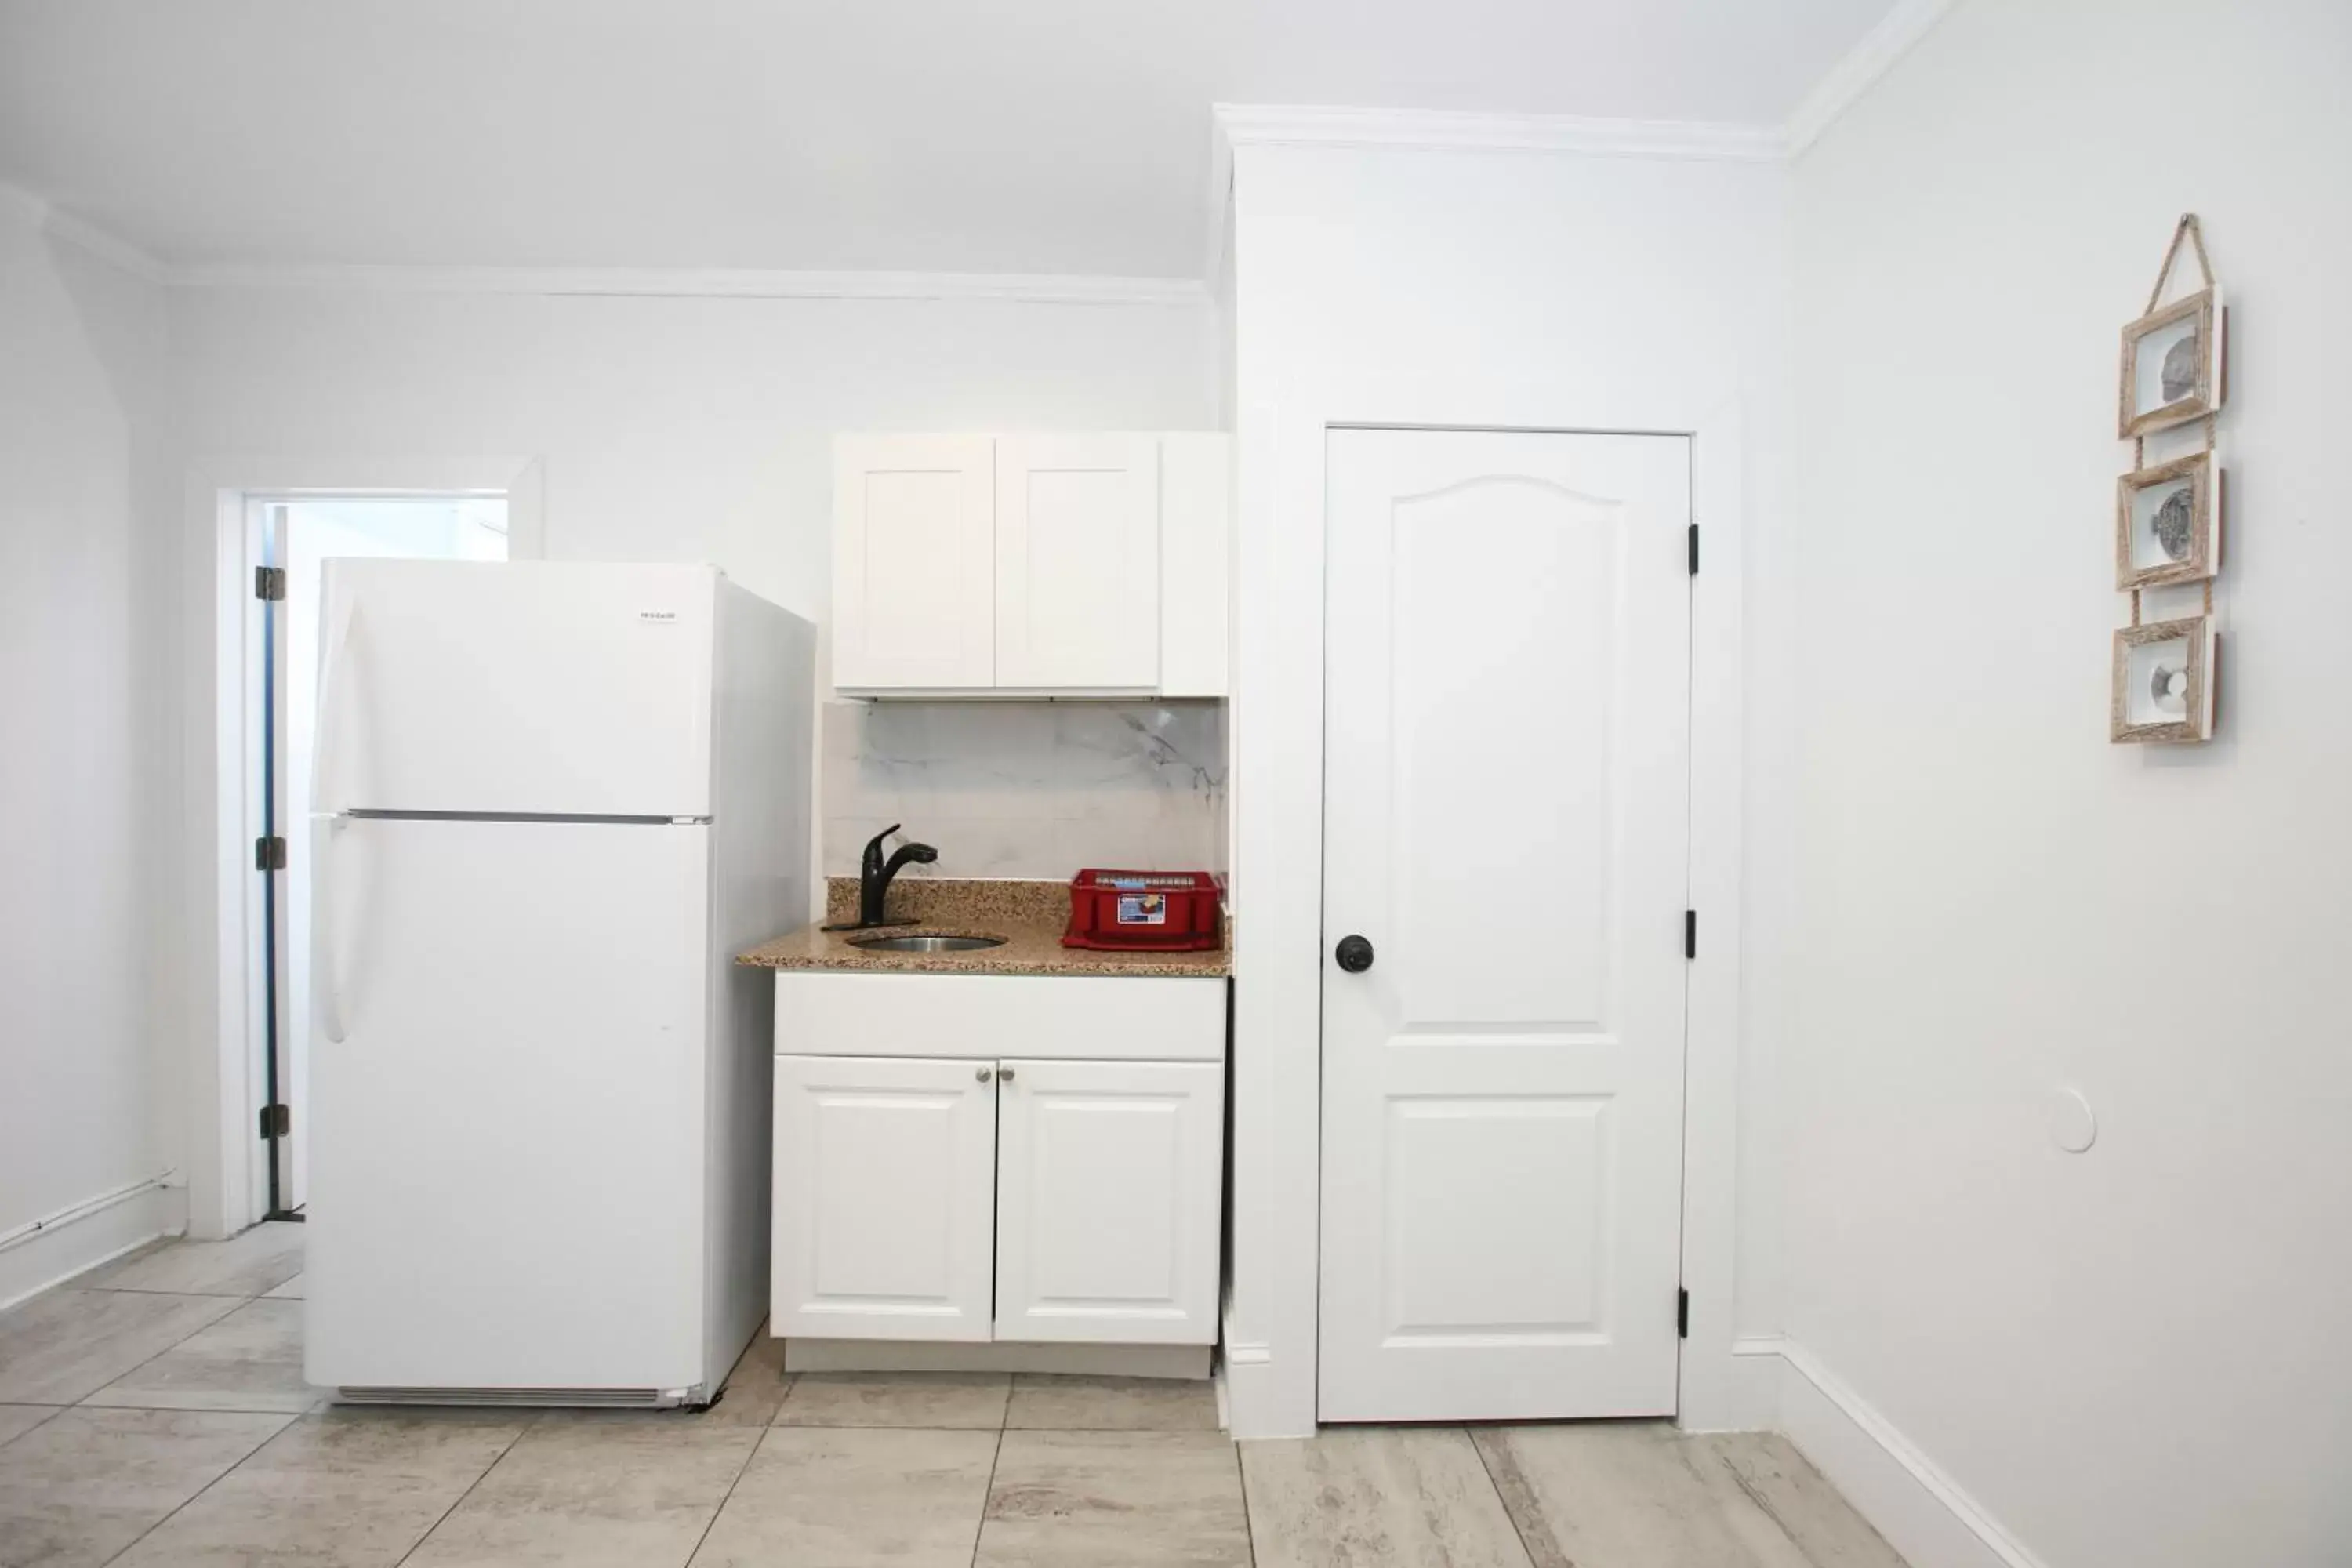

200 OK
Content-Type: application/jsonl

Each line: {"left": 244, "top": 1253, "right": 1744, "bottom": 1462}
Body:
{"left": 995, "top": 435, "right": 1160, "bottom": 690}
{"left": 832, "top": 433, "right": 1229, "bottom": 698}
{"left": 831, "top": 436, "right": 996, "bottom": 690}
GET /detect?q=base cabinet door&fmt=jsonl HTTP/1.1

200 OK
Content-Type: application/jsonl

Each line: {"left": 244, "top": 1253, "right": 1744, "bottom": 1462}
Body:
{"left": 772, "top": 1054, "right": 996, "bottom": 1341}
{"left": 993, "top": 1059, "right": 1222, "bottom": 1345}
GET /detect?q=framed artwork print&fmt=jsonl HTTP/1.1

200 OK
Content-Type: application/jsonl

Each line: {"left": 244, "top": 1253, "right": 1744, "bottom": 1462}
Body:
{"left": 2118, "top": 288, "right": 2224, "bottom": 437}
{"left": 2111, "top": 615, "right": 2216, "bottom": 744}
{"left": 2115, "top": 448, "right": 2220, "bottom": 590}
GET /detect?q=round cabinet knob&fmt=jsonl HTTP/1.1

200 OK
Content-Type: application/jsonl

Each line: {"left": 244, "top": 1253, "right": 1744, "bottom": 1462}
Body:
{"left": 1335, "top": 935, "right": 1375, "bottom": 973}
{"left": 974, "top": 1066, "right": 993, "bottom": 1082}
{"left": 997, "top": 1066, "right": 1016, "bottom": 1083}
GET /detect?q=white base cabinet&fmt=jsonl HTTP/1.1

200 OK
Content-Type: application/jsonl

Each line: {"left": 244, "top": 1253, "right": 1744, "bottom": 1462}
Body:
{"left": 771, "top": 973, "right": 1226, "bottom": 1348}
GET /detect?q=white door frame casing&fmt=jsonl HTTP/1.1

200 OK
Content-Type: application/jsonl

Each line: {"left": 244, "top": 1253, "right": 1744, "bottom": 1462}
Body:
{"left": 180, "top": 454, "right": 546, "bottom": 1240}
{"left": 1222, "top": 397, "right": 1761, "bottom": 1439}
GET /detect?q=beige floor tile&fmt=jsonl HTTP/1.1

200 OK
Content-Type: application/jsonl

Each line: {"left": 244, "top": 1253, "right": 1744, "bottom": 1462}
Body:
{"left": 402, "top": 1414, "right": 760, "bottom": 1567}
{"left": 775, "top": 1370, "right": 1010, "bottom": 1429}
{"left": 83, "top": 1298, "right": 316, "bottom": 1414}
{"left": 700, "top": 1328, "right": 791, "bottom": 1427}
{"left": 978, "top": 1428, "right": 1249, "bottom": 1566}
{"left": 0, "top": 1289, "right": 242, "bottom": 1405}
{"left": 264, "top": 1272, "right": 305, "bottom": 1299}
{"left": 1474, "top": 1423, "right": 1813, "bottom": 1568}
{"left": 1006, "top": 1373, "right": 1221, "bottom": 1431}
{"left": 86, "top": 1223, "right": 305, "bottom": 1298}
{"left": 0, "top": 1406, "right": 60, "bottom": 1448}
{"left": 111, "top": 1407, "right": 528, "bottom": 1567}
{"left": 1244, "top": 1425, "right": 1534, "bottom": 1567}
{"left": 688, "top": 1425, "right": 996, "bottom": 1566}
{"left": 0, "top": 1406, "right": 291, "bottom": 1568}
{"left": 1692, "top": 1432, "right": 1911, "bottom": 1568}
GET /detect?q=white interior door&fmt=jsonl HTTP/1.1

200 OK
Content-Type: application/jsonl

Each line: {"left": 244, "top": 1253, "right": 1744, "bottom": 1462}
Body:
{"left": 994, "top": 1058, "right": 1222, "bottom": 1346}
{"left": 771, "top": 1054, "right": 996, "bottom": 1341}
{"left": 994, "top": 434, "right": 1160, "bottom": 688}
{"left": 305, "top": 816, "right": 708, "bottom": 1393}
{"left": 1319, "top": 428, "right": 1692, "bottom": 1423}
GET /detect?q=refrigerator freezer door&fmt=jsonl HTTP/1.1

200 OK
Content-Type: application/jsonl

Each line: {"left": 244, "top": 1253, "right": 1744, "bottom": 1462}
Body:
{"left": 306, "top": 815, "right": 710, "bottom": 1395}
{"left": 314, "top": 561, "right": 717, "bottom": 818}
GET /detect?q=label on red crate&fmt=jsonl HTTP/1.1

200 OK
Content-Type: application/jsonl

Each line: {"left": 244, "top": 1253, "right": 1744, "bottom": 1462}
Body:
{"left": 1116, "top": 893, "right": 1168, "bottom": 925}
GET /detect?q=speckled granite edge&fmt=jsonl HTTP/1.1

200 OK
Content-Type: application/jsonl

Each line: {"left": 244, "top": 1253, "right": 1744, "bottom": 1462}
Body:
{"left": 739, "top": 877, "right": 1231, "bottom": 978}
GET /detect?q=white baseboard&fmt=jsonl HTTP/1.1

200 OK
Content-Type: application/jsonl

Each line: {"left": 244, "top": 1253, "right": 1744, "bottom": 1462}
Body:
{"left": 1744, "top": 1337, "right": 2049, "bottom": 1568}
{"left": 782, "top": 1338, "right": 1210, "bottom": 1380}
{"left": 1219, "top": 1303, "right": 1315, "bottom": 1439}
{"left": 1679, "top": 1335, "right": 1785, "bottom": 1432}
{"left": 0, "top": 1177, "right": 184, "bottom": 1312}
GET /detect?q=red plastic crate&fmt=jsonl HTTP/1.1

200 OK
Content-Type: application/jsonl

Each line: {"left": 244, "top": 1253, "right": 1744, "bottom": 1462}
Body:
{"left": 1062, "top": 870, "right": 1224, "bottom": 951}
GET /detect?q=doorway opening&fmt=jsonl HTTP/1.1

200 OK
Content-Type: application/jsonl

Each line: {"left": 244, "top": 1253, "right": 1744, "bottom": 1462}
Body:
{"left": 252, "top": 495, "right": 510, "bottom": 1220}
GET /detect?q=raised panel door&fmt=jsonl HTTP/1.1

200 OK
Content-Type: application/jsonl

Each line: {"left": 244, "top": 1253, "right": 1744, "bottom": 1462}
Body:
{"left": 771, "top": 1054, "right": 996, "bottom": 1341}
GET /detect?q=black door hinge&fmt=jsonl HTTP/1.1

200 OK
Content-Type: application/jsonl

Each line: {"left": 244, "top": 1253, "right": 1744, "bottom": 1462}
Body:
{"left": 255, "top": 836, "right": 287, "bottom": 872}
{"left": 259, "top": 1103, "right": 291, "bottom": 1139}
{"left": 1678, "top": 1287, "right": 1690, "bottom": 1339}
{"left": 1684, "top": 909, "right": 1697, "bottom": 960}
{"left": 255, "top": 565, "right": 286, "bottom": 601}
{"left": 1688, "top": 523, "right": 1699, "bottom": 575}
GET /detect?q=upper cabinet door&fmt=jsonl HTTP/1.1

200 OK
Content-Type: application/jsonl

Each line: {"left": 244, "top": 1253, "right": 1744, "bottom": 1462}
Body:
{"left": 771, "top": 1054, "right": 997, "bottom": 1341}
{"left": 994, "top": 435, "right": 1160, "bottom": 690}
{"left": 833, "top": 437, "right": 996, "bottom": 691}
{"left": 993, "top": 1058, "right": 1223, "bottom": 1345}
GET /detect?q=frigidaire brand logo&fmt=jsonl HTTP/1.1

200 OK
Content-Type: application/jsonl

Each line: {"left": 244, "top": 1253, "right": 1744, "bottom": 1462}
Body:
{"left": 637, "top": 609, "right": 678, "bottom": 622}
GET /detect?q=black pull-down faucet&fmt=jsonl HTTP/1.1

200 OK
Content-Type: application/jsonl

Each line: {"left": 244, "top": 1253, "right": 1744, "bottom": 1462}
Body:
{"left": 825, "top": 824, "right": 937, "bottom": 930}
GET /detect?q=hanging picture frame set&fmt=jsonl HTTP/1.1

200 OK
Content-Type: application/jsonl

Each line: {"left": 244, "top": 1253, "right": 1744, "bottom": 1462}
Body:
{"left": 2111, "top": 214, "right": 2227, "bottom": 746}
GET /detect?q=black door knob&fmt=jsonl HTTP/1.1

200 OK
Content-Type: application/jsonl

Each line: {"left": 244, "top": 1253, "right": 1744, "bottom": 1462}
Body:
{"left": 1335, "top": 935, "right": 1374, "bottom": 973}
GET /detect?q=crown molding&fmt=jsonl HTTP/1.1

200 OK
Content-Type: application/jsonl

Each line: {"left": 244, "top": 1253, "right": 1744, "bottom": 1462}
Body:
{"left": 1211, "top": 103, "right": 1787, "bottom": 163}
{"left": 0, "top": 180, "right": 171, "bottom": 282}
{"left": 162, "top": 261, "right": 1207, "bottom": 305}
{"left": 1783, "top": 0, "right": 1960, "bottom": 155}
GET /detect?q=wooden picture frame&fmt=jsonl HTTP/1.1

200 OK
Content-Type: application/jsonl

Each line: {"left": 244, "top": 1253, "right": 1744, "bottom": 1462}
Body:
{"left": 2118, "top": 287, "right": 2224, "bottom": 437}
{"left": 2115, "top": 448, "right": 2220, "bottom": 590}
{"left": 2111, "top": 615, "right": 2216, "bottom": 744}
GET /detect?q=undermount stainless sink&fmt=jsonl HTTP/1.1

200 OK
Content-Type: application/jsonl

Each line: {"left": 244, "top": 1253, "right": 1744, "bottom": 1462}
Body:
{"left": 848, "top": 933, "right": 1007, "bottom": 953}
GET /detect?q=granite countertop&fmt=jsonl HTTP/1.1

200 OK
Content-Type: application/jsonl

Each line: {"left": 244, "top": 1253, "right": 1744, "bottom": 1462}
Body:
{"left": 737, "top": 877, "right": 1232, "bottom": 978}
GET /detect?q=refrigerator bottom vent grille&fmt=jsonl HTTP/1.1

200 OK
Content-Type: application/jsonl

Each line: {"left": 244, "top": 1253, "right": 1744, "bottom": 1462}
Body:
{"left": 336, "top": 1385, "right": 680, "bottom": 1409}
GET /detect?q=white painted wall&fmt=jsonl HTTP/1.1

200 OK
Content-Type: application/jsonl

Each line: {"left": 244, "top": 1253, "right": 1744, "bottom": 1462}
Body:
{"left": 1784, "top": 2, "right": 2352, "bottom": 1564}
{"left": 0, "top": 193, "right": 180, "bottom": 1301}
{"left": 1223, "top": 139, "right": 1795, "bottom": 1436}
{"left": 171, "top": 288, "right": 1213, "bottom": 621}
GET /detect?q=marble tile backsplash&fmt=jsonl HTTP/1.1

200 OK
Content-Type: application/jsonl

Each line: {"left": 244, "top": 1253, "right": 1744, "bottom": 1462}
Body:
{"left": 822, "top": 700, "right": 1227, "bottom": 880}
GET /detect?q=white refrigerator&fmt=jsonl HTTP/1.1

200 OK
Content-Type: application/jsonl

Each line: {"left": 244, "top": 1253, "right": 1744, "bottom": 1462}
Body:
{"left": 303, "top": 561, "right": 814, "bottom": 1406}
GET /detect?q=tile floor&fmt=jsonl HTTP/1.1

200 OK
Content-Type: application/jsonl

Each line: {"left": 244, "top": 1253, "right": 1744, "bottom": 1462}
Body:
{"left": 0, "top": 1225, "right": 1907, "bottom": 1566}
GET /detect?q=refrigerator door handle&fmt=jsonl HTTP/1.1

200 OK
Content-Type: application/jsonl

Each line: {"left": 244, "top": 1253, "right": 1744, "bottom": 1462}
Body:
{"left": 312, "top": 590, "right": 360, "bottom": 814}
{"left": 318, "top": 815, "right": 350, "bottom": 1044}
